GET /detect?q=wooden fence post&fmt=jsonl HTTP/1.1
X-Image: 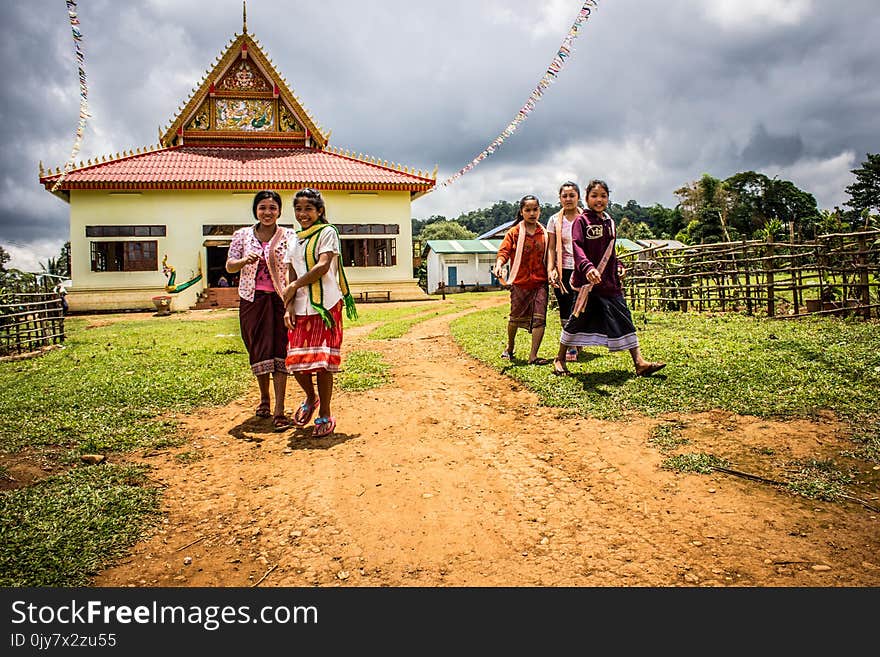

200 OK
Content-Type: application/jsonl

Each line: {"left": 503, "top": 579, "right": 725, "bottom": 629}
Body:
{"left": 765, "top": 236, "right": 775, "bottom": 318}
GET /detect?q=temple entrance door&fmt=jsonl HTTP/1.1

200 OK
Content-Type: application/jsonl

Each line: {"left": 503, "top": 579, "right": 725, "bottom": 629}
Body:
{"left": 205, "top": 245, "right": 233, "bottom": 287}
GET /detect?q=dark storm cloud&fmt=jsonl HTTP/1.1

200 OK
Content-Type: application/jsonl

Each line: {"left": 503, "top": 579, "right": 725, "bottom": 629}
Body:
{"left": 2, "top": 0, "right": 879, "bottom": 267}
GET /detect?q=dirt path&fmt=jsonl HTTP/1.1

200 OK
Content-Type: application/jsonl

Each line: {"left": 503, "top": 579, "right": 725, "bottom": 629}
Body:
{"left": 97, "top": 297, "right": 880, "bottom": 587}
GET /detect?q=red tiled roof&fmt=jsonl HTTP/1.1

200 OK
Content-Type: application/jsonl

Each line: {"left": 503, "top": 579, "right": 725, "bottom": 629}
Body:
{"left": 41, "top": 146, "right": 435, "bottom": 195}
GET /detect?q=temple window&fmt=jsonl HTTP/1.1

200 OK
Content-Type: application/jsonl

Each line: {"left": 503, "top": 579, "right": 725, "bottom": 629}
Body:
{"left": 90, "top": 241, "right": 158, "bottom": 272}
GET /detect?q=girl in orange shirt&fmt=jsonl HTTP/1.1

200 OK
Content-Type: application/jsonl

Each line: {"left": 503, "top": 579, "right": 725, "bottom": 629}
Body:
{"left": 492, "top": 195, "right": 551, "bottom": 365}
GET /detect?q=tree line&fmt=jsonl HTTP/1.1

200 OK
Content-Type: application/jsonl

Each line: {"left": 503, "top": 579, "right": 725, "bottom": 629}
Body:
{"left": 414, "top": 152, "right": 880, "bottom": 244}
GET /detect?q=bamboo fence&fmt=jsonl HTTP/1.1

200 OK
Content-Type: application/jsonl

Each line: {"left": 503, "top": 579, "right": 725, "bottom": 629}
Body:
{"left": 0, "top": 291, "right": 66, "bottom": 357}
{"left": 618, "top": 229, "right": 880, "bottom": 319}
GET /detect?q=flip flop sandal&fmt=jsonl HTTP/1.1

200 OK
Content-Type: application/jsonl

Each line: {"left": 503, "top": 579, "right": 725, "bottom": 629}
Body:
{"left": 273, "top": 415, "right": 293, "bottom": 432}
{"left": 528, "top": 357, "right": 552, "bottom": 365}
{"left": 501, "top": 350, "right": 513, "bottom": 360}
{"left": 636, "top": 362, "right": 667, "bottom": 377}
{"left": 255, "top": 401, "right": 271, "bottom": 418}
{"left": 552, "top": 359, "right": 571, "bottom": 377}
{"left": 312, "top": 416, "right": 336, "bottom": 438}
{"left": 293, "top": 398, "right": 320, "bottom": 426}
{"left": 565, "top": 348, "right": 578, "bottom": 362}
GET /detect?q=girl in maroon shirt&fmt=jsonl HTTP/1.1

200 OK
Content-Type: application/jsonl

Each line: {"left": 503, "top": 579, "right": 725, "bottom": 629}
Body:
{"left": 552, "top": 179, "right": 665, "bottom": 377}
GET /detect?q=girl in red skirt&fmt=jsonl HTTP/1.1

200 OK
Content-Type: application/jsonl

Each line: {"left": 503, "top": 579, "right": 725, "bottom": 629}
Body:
{"left": 282, "top": 188, "right": 357, "bottom": 437}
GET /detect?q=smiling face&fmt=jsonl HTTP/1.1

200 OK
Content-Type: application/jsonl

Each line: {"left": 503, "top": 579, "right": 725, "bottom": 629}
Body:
{"left": 255, "top": 198, "right": 281, "bottom": 228}
{"left": 294, "top": 197, "right": 322, "bottom": 230}
{"left": 586, "top": 185, "right": 609, "bottom": 214}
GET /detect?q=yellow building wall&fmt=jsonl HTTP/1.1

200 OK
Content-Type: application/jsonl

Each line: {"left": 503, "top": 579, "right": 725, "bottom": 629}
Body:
{"left": 66, "top": 188, "right": 424, "bottom": 312}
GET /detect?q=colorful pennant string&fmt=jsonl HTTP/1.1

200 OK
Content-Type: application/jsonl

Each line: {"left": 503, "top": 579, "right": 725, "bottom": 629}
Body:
{"left": 434, "top": 0, "right": 600, "bottom": 190}
{"left": 52, "top": 1, "right": 91, "bottom": 192}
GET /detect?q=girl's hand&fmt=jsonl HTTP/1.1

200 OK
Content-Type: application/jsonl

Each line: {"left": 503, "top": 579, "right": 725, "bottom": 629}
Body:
{"left": 283, "top": 310, "right": 296, "bottom": 331}
{"left": 587, "top": 268, "right": 601, "bottom": 285}
{"left": 244, "top": 252, "right": 261, "bottom": 265}
{"left": 282, "top": 282, "right": 297, "bottom": 304}
{"left": 548, "top": 270, "right": 559, "bottom": 288}
{"left": 617, "top": 263, "right": 627, "bottom": 279}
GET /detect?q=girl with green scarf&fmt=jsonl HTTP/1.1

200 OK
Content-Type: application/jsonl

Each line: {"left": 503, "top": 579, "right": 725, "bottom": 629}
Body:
{"left": 281, "top": 188, "right": 357, "bottom": 438}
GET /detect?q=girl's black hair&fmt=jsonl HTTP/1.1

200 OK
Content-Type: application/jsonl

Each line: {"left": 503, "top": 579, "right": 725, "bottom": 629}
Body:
{"left": 252, "top": 190, "right": 282, "bottom": 220}
{"left": 514, "top": 194, "right": 540, "bottom": 224}
{"left": 558, "top": 181, "right": 580, "bottom": 198}
{"left": 293, "top": 187, "right": 327, "bottom": 223}
{"left": 585, "top": 179, "right": 610, "bottom": 196}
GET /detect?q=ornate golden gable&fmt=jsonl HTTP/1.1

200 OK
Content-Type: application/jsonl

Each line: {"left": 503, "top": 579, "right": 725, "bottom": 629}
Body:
{"left": 160, "top": 28, "right": 327, "bottom": 148}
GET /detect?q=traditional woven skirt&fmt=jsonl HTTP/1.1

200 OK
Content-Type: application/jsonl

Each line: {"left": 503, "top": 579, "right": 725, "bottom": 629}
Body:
{"left": 285, "top": 300, "right": 344, "bottom": 373}
{"left": 552, "top": 268, "right": 577, "bottom": 322}
{"left": 509, "top": 284, "right": 548, "bottom": 332}
{"left": 239, "top": 291, "right": 289, "bottom": 376}
{"left": 560, "top": 293, "right": 639, "bottom": 352}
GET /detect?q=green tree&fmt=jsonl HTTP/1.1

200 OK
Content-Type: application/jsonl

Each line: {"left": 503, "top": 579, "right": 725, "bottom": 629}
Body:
{"left": 419, "top": 220, "right": 476, "bottom": 241}
{"left": 0, "top": 244, "right": 10, "bottom": 271}
{"left": 675, "top": 174, "right": 732, "bottom": 244}
{"left": 844, "top": 153, "right": 880, "bottom": 216}
{"left": 617, "top": 216, "right": 655, "bottom": 241}
{"left": 646, "top": 204, "right": 685, "bottom": 240}
{"left": 725, "top": 172, "right": 820, "bottom": 241}
{"left": 412, "top": 215, "right": 447, "bottom": 236}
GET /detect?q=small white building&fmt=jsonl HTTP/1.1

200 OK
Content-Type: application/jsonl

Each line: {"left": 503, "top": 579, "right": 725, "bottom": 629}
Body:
{"left": 423, "top": 239, "right": 502, "bottom": 293}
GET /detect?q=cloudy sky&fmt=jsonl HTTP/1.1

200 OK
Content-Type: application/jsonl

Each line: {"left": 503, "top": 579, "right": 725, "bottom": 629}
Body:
{"left": 1, "top": 0, "right": 878, "bottom": 270}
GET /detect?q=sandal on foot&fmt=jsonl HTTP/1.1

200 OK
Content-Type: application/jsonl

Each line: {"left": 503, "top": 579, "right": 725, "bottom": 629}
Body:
{"left": 273, "top": 415, "right": 293, "bottom": 432}
{"left": 528, "top": 357, "right": 552, "bottom": 365}
{"left": 565, "top": 347, "right": 578, "bottom": 362}
{"left": 255, "top": 401, "right": 271, "bottom": 418}
{"left": 293, "top": 398, "right": 320, "bottom": 426}
{"left": 312, "top": 416, "right": 336, "bottom": 438}
{"left": 501, "top": 350, "right": 513, "bottom": 360}
{"left": 636, "top": 362, "right": 666, "bottom": 377}
{"left": 552, "top": 359, "right": 570, "bottom": 376}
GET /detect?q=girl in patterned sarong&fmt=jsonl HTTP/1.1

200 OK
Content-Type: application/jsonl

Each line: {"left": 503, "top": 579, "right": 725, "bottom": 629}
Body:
{"left": 552, "top": 179, "right": 665, "bottom": 378}
{"left": 492, "top": 195, "right": 551, "bottom": 365}
{"left": 282, "top": 188, "right": 357, "bottom": 438}
{"left": 226, "top": 190, "right": 295, "bottom": 431}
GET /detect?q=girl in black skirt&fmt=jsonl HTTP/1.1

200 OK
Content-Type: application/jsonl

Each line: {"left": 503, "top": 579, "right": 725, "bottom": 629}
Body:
{"left": 552, "top": 179, "right": 665, "bottom": 377}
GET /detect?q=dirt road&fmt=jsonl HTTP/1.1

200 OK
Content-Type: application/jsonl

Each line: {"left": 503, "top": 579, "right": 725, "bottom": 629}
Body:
{"left": 97, "top": 297, "right": 879, "bottom": 587}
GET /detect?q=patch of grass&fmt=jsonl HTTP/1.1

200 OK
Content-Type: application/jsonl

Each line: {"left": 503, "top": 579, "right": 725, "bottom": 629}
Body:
{"left": 337, "top": 350, "right": 391, "bottom": 392}
{"left": 784, "top": 458, "right": 854, "bottom": 502}
{"left": 648, "top": 421, "right": 690, "bottom": 452}
{"left": 174, "top": 450, "right": 205, "bottom": 464}
{"left": 0, "top": 464, "right": 162, "bottom": 586}
{"left": 367, "top": 302, "right": 474, "bottom": 340}
{"left": 346, "top": 300, "right": 443, "bottom": 328}
{"left": 661, "top": 453, "right": 729, "bottom": 474}
{"left": 451, "top": 306, "right": 880, "bottom": 426}
{"left": 0, "top": 315, "right": 252, "bottom": 454}
{"left": 841, "top": 427, "right": 880, "bottom": 463}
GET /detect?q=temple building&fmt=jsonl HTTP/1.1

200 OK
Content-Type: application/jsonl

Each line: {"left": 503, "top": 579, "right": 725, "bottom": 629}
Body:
{"left": 40, "top": 10, "right": 435, "bottom": 312}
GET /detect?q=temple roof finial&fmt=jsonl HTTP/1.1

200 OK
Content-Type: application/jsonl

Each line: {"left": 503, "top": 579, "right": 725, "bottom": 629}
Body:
{"left": 242, "top": 1, "right": 247, "bottom": 34}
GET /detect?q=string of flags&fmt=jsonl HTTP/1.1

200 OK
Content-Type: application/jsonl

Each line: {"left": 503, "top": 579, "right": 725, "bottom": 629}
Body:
{"left": 436, "top": 0, "right": 600, "bottom": 189}
{"left": 52, "top": 0, "right": 91, "bottom": 192}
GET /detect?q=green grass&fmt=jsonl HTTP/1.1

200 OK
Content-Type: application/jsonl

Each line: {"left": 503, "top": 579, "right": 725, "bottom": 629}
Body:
{"left": 367, "top": 301, "right": 475, "bottom": 340}
{"left": 660, "top": 453, "right": 729, "bottom": 474}
{"left": 337, "top": 350, "right": 392, "bottom": 391}
{"left": 784, "top": 458, "right": 855, "bottom": 502}
{"left": 0, "top": 464, "right": 162, "bottom": 586}
{"left": 451, "top": 306, "right": 880, "bottom": 428}
{"left": 0, "top": 315, "right": 252, "bottom": 454}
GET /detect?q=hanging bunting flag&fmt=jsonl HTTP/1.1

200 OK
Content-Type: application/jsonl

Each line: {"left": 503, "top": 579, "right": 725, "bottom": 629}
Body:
{"left": 52, "top": 1, "right": 91, "bottom": 192}
{"left": 433, "top": 1, "right": 600, "bottom": 190}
